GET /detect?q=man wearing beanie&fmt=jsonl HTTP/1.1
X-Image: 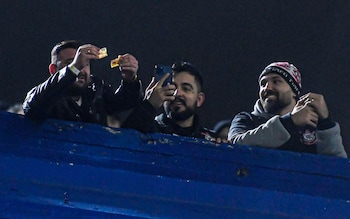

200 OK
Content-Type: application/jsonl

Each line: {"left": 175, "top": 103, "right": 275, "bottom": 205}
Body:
{"left": 228, "top": 62, "right": 347, "bottom": 158}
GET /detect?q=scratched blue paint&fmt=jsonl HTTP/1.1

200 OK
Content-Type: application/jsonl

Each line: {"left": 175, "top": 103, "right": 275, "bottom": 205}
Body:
{"left": 0, "top": 111, "right": 349, "bottom": 218}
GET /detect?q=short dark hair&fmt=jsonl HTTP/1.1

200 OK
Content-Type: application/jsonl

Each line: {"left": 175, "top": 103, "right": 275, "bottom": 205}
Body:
{"left": 172, "top": 61, "right": 203, "bottom": 91}
{"left": 51, "top": 40, "right": 83, "bottom": 64}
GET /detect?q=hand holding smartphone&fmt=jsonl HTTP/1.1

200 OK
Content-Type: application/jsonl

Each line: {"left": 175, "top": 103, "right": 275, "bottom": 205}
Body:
{"left": 154, "top": 64, "right": 173, "bottom": 87}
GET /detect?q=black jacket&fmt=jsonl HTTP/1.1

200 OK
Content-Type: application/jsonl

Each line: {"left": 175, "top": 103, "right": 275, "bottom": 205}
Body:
{"left": 122, "top": 100, "right": 205, "bottom": 138}
{"left": 23, "top": 66, "right": 143, "bottom": 126}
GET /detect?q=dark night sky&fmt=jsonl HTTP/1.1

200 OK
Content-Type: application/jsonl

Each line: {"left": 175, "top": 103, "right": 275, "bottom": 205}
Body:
{"left": 1, "top": 1, "right": 349, "bottom": 154}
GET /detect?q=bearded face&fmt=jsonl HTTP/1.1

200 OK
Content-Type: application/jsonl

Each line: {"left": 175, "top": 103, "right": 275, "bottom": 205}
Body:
{"left": 259, "top": 73, "right": 296, "bottom": 114}
{"left": 165, "top": 97, "right": 197, "bottom": 121}
{"left": 164, "top": 72, "right": 205, "bottom": 122}
{"left": 67, "top": 72, "right": 90, "bottom": 96}
{"left": 55, "top": 47, "right": 91, "bottom": 96}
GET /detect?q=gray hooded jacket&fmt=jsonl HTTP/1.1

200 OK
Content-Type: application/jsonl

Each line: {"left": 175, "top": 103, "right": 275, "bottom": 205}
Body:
{"left": 228, "top": 100, "right": 347, "bottom": 158}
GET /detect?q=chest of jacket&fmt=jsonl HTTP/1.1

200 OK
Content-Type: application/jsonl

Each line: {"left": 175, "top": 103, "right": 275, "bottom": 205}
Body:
{"left": 251, "top": 115, "right": 317, "bottom": 154}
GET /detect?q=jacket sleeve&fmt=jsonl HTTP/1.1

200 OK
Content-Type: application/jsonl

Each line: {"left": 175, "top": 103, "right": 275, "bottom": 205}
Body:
{"left": 103, "top": 79, "right": 143, "bottom": 114}
{"left": 228, "top": 112, "right": 291, "bottom": 148}
{"left": 316, "top": 123, "right": 347, "bottom": 158}
{"left": 22, "top": 67, "right": 77, "bottom": 120}
{"left": 121, "top": 100, "right": 158, "bottom": 133}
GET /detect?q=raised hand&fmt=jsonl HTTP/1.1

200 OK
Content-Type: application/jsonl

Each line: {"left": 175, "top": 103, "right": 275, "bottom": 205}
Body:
{"left": 71, "top": 44, "right": 100, "bottom": 70}
{"left": 299, "top": 93, "right": 329, "bottom": 120}
{"left": 118, "top": 54, "right": 138, "bottom": 81}
{"left": 144, "top": 73, "right": 176, "bottom": 109}
{"left": 291, "top": 97, "right": 319, "bottom": 128}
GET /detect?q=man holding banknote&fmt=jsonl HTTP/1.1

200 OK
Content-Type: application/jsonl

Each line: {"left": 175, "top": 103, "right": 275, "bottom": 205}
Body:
{"left": 23, "top": 40, "right": 143, "bottom": 126}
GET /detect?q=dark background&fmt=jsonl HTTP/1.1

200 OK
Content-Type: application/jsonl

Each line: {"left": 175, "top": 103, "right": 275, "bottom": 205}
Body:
{"left": 1, "top": 1, "right": 349, "bottom": 154}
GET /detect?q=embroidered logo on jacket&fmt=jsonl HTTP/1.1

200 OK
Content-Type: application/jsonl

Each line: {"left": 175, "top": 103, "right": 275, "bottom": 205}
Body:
{"left": 300, "top": 128, "right": 317, "bottom": 145}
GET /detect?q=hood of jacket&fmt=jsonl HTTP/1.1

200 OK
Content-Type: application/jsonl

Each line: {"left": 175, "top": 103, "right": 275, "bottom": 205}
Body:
{"left": 251, "top": 100, "right": 275, "bottom": 120}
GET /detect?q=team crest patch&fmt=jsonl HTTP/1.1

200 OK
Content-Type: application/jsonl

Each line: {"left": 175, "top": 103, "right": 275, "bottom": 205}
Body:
{"left": 301, "top": 128, "right": 317, "bottom": 145}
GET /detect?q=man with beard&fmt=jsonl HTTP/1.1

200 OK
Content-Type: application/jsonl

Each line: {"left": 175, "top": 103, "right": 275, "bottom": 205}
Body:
{"left": 23, "top": 40, "right": 143, "bottom": 126}
{"left": 122, "top": 61, "right": 207, "bottom": 138}
{"left": 228, "top": 62, "right": 347, "bottom": 158}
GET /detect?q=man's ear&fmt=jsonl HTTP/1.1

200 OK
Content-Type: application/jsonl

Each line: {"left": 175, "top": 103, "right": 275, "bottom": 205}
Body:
{"left": 49, "top": 64, "right": 57, "bottom": 75}
{"left": 196, "top": 92, "right": 205, "bottom": 107}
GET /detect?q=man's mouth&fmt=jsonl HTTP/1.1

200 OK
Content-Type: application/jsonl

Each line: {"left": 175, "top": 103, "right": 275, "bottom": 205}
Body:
{"left": 77, "top": 74, "right": 86, "bottom": 82}
{"left": 263, "top": 92, "right": 277, "bottom": 101}
{"left": 265, "top": 94, "right": 276, "bottom": 100}
{"left": 170, "top": 99, "right": 186, "bottom": 108}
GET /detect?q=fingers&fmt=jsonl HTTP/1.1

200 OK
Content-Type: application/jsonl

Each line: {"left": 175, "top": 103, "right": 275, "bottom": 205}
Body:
{"left": 216, "top": 138, "right": 228, "bottom": 144}
{"left": 72, "top": 44, "right": 100, "bottom": 69}
{"left": 299, "top": 93, "right": 315, "bottom": 106}
{"left": 146, "top": 78, "right": 176, "bottom": 109}
{"left": 155, "top": 84, "right": 176, "bottom": 98}
{"left": 300, "top": 93, "right": 324, "bottom": 106}
{"left": 155, "top": 73, "right": 171, "bottom": 87}
{"left": 296, "top": 99, "right": 306, "bottom": 107}
{"left": 300, "top": 92, "right": 329, "bottom": 119}
{"left": 118, "top": 53, "right": 138, "bottom": 74}
{"left": 209, "top": 137, "right": 228, "bottom": 144}
{"left": 147, "top": 86, "right": 176, "bottom": 109}
{"left": 146, "top": 77, "right": 176, "bottom": 97}
{"left": 162, "top": 86, "right": 176, "bottom": 96}
{"left": 302, "top": 104, "right": 319, "bottom": 125}
{"left": 308, "top": 110, "right": 319, "bottom": 127}
{"left": 78, "top": 44, "right": 100, "bottom": 58}
{"left": 291, "top": 104, "right": 319, "bottom": 128}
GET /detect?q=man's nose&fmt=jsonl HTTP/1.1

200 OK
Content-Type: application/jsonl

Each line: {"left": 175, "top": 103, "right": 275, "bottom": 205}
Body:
{"left": 80, "top": 66, "right": 89, "bottom": 74}
{"left": 264, "top": 82, "right": 273, "bottom": 90}
{"left": 174, "top": 88, "right": 182, "bottom": 97}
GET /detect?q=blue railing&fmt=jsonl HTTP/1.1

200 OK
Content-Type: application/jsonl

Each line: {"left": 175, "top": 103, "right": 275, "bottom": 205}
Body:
{"left": 0, "top": 111, "right": 349, "bottom": 218}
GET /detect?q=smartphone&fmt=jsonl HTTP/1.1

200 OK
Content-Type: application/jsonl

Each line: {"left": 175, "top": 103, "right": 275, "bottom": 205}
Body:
{"left": 154, "top": 64, "right": 173, "bottom": 86}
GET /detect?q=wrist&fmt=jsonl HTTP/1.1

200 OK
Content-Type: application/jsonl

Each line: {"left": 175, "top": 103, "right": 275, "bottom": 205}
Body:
{"left": 280, "top": 113, "right": 299, "bottom": 134}
{"left": 68, "top": 64, "right": 80, "bottom": 76}
{"left": 318, "top": 116, "right": 335, "bottom": 130}
{"left": 124, "top": 74, "right": 138, "bottom": 82}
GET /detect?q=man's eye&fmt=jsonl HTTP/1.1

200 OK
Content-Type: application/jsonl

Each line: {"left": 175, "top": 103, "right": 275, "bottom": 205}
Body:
{"left": 183, "top": 87, "right": 192, "bottom": 92}
{"left": 274, "top": 79, "right": 282, "bottom": 84}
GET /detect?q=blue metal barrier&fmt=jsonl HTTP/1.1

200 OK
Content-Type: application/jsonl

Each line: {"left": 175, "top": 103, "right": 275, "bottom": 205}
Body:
{"left": 0, "top": 111, "right": 349, "bottom": 218}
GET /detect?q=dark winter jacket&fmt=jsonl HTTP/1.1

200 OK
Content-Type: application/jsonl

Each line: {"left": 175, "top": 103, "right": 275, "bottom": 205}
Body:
{"left": 122, "top": 100, "right": 205, "bottom": 138}
{"left": 23, "top": 66, "right": 143, "bottom": 126}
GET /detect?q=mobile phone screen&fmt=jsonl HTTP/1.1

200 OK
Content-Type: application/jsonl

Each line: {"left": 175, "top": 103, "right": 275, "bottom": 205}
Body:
{"left": 154, "top": 65, "right": 173, "bottom": 86}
